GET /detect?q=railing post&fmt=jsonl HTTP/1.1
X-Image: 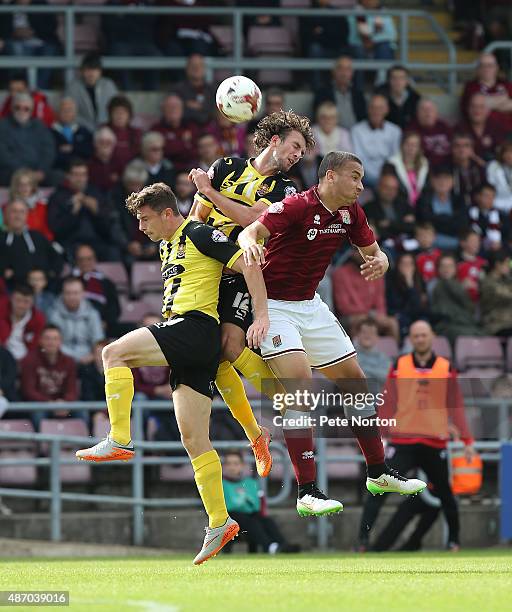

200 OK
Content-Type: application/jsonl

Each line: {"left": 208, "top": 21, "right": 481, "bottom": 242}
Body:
{"left": 64, "top": 7, "right": 75, "bottom": 86}
{"left": 400, "top": 12, "right": 408, "bottom": 66}
{"left": 315, "top": 435, "right": 329, "bottom": 550}
{"left": 50, "top": 440, "right": 62, "bottom": 542}
{"left": 233, "top": 10, "right": 243, "bottom": 75}
{"left": 132, "top": 402, "right": 145, "bottom": 546}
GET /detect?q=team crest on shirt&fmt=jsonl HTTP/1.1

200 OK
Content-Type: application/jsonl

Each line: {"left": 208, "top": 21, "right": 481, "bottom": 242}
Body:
{"left": 269, "top": 201, "right": 284, "bottom": 214}
{"left": 256, "top": 183, "right": 270, "bottom": 197}
{"left": 211, "top": 229, "right": 228, "bottom": 242}
{"left": 177, "top": 241, "right": 186, "bottom": 259}
{"left": 272, "top": 335, "right": 282, "bottom": 348}
{"left": 284, "top": 185, "right": 297, "bottom": 197}
{"left": 307, "top": 229, "right": 318, "bottom": 241}
{"left": 341, "top": 210, "right": 351, "bottom": 224}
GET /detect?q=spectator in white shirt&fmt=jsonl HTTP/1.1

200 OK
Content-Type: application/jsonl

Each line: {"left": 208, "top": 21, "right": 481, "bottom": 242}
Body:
{"left": 351, "top": 94, "right": 402, "bottom": 188}
{"left": 487, "top": 140, "right": 512, "bottom": 213}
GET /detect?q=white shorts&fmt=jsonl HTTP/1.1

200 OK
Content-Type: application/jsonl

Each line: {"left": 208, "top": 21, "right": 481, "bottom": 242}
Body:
{"left": 261, "top": 294, "right": 356, "bottom": 368}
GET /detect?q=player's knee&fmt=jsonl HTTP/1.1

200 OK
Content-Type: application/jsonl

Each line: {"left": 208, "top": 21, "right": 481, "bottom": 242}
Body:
{"left": 102, "top": 340, "right": 127, "bottom": 369}
{"left": 221, "top": 331, "right": 245, "bottom": 363}
{"left": 180, "top": 430, "right": 203, "bottom": 457}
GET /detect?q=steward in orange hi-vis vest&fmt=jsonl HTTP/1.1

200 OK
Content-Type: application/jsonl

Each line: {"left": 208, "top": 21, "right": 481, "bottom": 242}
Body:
{"left": 379, "top": 352, "right": 474, "bottom": 449}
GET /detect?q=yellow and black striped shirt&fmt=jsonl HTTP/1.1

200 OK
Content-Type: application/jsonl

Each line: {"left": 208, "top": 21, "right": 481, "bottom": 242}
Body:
{"left": 194, "top": 156, "right": 297, "bottom": 242}
{"left": 159, "top": 219, "right": 242, "bottom": 322}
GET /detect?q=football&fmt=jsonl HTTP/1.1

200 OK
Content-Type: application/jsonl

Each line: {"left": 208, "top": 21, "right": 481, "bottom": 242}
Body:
{"left": 216, "top": 75, "right": 262, "bottom": 123}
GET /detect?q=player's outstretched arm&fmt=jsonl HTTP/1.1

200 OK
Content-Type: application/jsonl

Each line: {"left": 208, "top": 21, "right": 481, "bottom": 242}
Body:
{"left": 358, "top": 241, "right": 389, "bottom": 281}
{"left": 238, "top": 221, "right": 270, "bottom": 266}
{"left": 230, "top": 255, "right": 269, "bottom": 349}
{"left": 189, "top": 167, "right": 267, "bottom": 227}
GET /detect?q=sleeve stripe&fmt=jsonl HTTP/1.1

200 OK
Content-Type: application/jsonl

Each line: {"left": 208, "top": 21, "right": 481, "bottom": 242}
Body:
{"left": 226, "top": 249, "right": 244, "bottom": 269}
{"left": 194, "top": 194, "right": 213, "bottom": 209}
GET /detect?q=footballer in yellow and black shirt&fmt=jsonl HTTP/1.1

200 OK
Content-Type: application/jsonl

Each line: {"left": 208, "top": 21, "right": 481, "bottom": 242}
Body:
{"left": 193, "top": 156, "right": 297, "bottom": 331}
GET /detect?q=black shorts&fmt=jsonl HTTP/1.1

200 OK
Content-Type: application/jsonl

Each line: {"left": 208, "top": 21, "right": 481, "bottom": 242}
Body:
{"left": 147, "top": 311, "right": 221, "bottom": 399}
{"left": 218, "top": 273, "right": 253, "bottom": 332}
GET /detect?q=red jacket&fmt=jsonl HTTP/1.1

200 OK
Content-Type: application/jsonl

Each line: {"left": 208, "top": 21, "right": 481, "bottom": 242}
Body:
{"left": 1, "top": 91, "right": 55, "bottom": 128}
{"left": 0, "top": 302, "right": 46, "bottom": 356}
{"left": 20, "top": 348, "right": 78, "bottom": 401}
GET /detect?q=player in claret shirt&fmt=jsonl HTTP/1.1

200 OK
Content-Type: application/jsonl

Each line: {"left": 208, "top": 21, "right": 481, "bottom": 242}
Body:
{"left": 239, "top": 151, "right": 426, "bottom": 515}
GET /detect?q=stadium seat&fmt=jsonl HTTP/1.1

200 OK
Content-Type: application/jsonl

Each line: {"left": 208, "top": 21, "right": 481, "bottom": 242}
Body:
{"left": 280, "top": 0, "right": 311, "bottom": 6}
{"left": 131, "top": 261, "right": 163, "bottom": 296}
{"left": 0, "top": 419, "right": 36, "bottom": 450}
{"left": 95, "top": 262, "right": 130, "bottom": 295}
{"left": 326, "top": 441, "right": 361, "bottom": 480}
{"left": 210, "top": 25, "right": 234, "bottom": 55}
{"left": 120, "top": 299, "right": 151, "bottom": 323}
{"left": 142, "top": 292, "right": 163, "bottom": 315}
{"left": 432, "top": 336, "right": 452, "bottom": 360}
{"left": 0, "top": 188, "right": 8, "bottom": 205}
{"left": 375, "top": 336, "right": 399, "bottom": 359}
{"left": 328, "top": 0, "right": 357, "bottom": 6}
{"left": 247, "top": 26, "right": 294, "bottom": 56}
{"left": 39, "top": 418, "right": 91, "bottom": 483}
{"left": 132, "top": 113, "right": 159, "bottom": 132}
{"left": 455, "top": 336, "right": 504, "bottom": 372}
{"left": 0, "top": 420, "right": 37, "bottom": 485}
{"left": 159, "top": 463, "right": 195, "bottom": 482}
{"left": 92, "top": 414, "right": 110, "bottom": 440}
{"left": 457, "top": 368, "right": 503, "bottom": 398}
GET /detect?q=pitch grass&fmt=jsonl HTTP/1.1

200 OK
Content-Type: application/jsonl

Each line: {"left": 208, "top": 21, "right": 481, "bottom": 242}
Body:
{"left": 1, "top": 550, "right": 511, "bottom": 612}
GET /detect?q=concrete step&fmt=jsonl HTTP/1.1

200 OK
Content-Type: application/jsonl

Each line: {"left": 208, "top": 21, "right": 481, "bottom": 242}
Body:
{"left": 410, "top": 11, "right": 452, "bottom": 30}
{"left": 408, "top": 47, "right": 478, "bottom": 64}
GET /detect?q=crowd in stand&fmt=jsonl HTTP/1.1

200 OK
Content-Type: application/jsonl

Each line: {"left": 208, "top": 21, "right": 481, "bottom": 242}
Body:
{"left": 1, "top": 0, "right": 512, "bottom": 445}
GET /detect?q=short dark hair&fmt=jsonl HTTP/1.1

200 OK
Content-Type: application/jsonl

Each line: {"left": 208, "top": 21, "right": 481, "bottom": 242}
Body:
{"left": 62, "top": 275, "right": 85, "bottom": 289}
{"left": 488, "top": 248, "right": 510, "bottom": 271}
{"left": 388, "top": 64, "right": 408, "bottom": 78}
{"left": 473, "top": 181, "right": 496, "bottom": 197}
{"left": 12, "top": 283, "right": 34, "bottom": 297}
{"left": 9, "top": 72, "right": 28, "bottom": 85}
{"left": 356, "top": 317, "right": 378, "bottom": 333}
{"left": 107, "top": 95, "right": 133, "bottom": 119}
{"left": 253, "top": 110, "right": 315, "bottom": 153}
{"left": 318, "top": 151, "right": 362, "bottom": 179}
{"left": 125, "top": 182, "right": 179, "bottom": 216}
{"left": 81, "top": 52, "right": 102, "bottom": 70}
{"left": 67, "top": 157, "right": 88, "bottom": 173}
{"left": 415, "top": 221, "right": 435, "bottom": 232}
{"left": 431, "top": 165, "right": 453, "bottom": 178}
{"left": 42, "top": 324, "right": 62, "bottom": 335}
{"left": 224, "top": 449, "right": 244, "bottom": 462}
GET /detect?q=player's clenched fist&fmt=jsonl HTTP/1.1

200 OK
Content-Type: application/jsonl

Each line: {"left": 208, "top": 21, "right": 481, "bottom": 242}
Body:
{"left": 360, "top": 254, "right": 388, "bottom": 281}
{"left": 188, "top": 168, "right": 211, "bottom": 193}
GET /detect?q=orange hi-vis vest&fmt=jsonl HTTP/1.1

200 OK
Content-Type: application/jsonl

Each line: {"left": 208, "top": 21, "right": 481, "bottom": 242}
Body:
{"left": 451, "top": 451, "right": 483, "bottom": 495}
{"left": 394, "top": 354, "right": 451, "bottom": 440}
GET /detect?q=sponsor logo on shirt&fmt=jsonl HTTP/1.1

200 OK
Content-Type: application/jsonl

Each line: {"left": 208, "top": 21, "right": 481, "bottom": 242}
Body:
{"left": 211, "top": 229, "right": 228, "bottom": 242}
{"left": 318, "top": 223, "right": 346, "bottom": 235}
{"left": 302, "top": 451, "right": 314, "bottom": 460}
{"left": 284, "top": 185, "right": 297, "bottom": 197}
{"left": 162, "top": 264, "right": 185, "bottom": 279}
{"left": 269, "top": 201, "right": 284, "bottom": 214}
{"left": 307, "top": 229, "right": 318, "bottom": 241}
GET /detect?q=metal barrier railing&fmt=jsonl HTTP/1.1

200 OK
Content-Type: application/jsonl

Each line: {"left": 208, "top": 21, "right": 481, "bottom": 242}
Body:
{"left": 0, "top": 5, "right": 469, "bottom": 93}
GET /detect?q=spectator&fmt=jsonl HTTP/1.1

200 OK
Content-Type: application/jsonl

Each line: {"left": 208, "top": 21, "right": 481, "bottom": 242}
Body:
{"left": 468, "top": 182, "right": 507, "bottom": 251}
{"left": 386, "top": 253, "right": 429, "bottom": 339}
{"left": 450, "top": 132, "right": 485, "bottom": 207}
{"left": 105, "top": 95, "right": 142, "bottom": 171}
{"left": 102, "top": 0, "right": 161, "bottom": 91}
{"left": 460, "top": 52, "right": 512, "bottom": 132}
{"left": 66, "top": 53, "right": 118, "bottom": 132}
{"left": 457, "top": 229, "right": 487, "bottom": 303}
{"left": 363, "top": 172, "right": 415, "bottom": 242}
{"left": 136, "top": 132, "right": 176, "bottom": 187}
{"left": 174, "top": 171, "right": 195, "bottom": 216}
{"left": 9, "top": 167, "right": 53, "bottom": 240}
{"left": 87, "top": 126, "right": 124, "bottom": 194}
{"left": 20, "top": 325, "right": 78, "bottom": 421}
{"left": 456, "top": 93, "right": 503, "bottom": 163}
{"left": 353, "top": 318, "right": 391, "bottom": 389}
{"left": 0, "top": 284, "right": 45, "bottom": 361}
{"left": 359, "top": 320, "right": 474, "bottom": 552}
{"left": 171, "top": 54, "right": 216, "bottom": 125}
{"left": 376, "top": 65, "right": 420, "bottom": 129}
{"left": 480, "top": 249, "right": 512, "bottom": 336}
{"left": 351, "top": 94, "right": 402, "bottom": 187}
{"left": 416, "top": 166, "right": 468, "bottom": 250}
{"left": 486, "top": 140, "right": 512, "bottom": 213}
{"left": 222, "top": 450, "right": 300, "bottom": 554}
{"left": 72, "top": 244, "right": 121, "bottom": 336}
{"left": 47, "top": 158, "right": 116, "bottom": 261}
{"left": 0, "top": 72, "right": 55, "bottom": 127}
{"left": 27, "top": 268, "right": 56, "bottom": 317}
{"left": 431, "top": 253, "right": 483, "bottom": 345}
{"left": 208, "top": 110, "right": 246, "bottom": 158}
{"left": 0, "top": 0, "right": 60, "bottom": 89}
{"left": 133, "top": 314, "right": 171, "bottom": 400}
{"left": 386, "top": 131, "right": 429, "bottom": 207}
{"left": 51, "top": 97, "right": 93, "bottom": 177}
{"left": 0, "top": 92, "right": 56, "bottom": 186}
{"left": 0, "top": 199, "right": 63, "bottom": 285}
{"left": 0, "top": 345, "right": 18, "bottom": 402}
{"left": 333, "top": 251, "right": 400, "bottom": 340}
{"left": 347, "top": 0, "right": 397, "bottom": 62}
{"left": 151, "top": 94, "right": 200, "bottom": 171}
{"left": 413, "top": 222, "right": 441, "bottom": 284}
{"left": 314, "top": 56, "right": 367, "bottom": 130}
{"left": 407, "top": 98, "right": 452, "bottom": 168}
{"left": 48, "top": 276, "right": 104, "bottom": 364}
{"left": 196, "top": 133, "right": 221, "bottom": 171}
{"left": 108, "top": 160, "right": 158, "bottom": 262}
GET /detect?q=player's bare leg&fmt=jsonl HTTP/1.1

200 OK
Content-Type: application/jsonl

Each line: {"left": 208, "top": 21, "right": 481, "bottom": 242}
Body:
{"left": 318, "top": 356, "right": 426, "bottom": 496}
{"left": 268, "top": 352, "right": 343, "bottom": 516}
{"left": 215, "top": 322, "right": 272, "bottom": 477}
{"left": 172, "top": 384, "right": 239, "bottom": 564}
{"left": 76, "top": 327, "right": 168, "bottom": 462}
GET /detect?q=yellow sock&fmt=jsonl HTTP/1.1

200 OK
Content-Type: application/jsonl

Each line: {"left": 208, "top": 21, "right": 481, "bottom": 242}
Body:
{"left": 232, "top": 347, "right": 285, "bottom": 399}
{"left": 192, "top": 450, "right": 228, "bottom": 528}
{"left": 216, "top": 361, "right": 261, "bottom": 442}
{"left": 105, "top": 366, "right": 134, "bottom": 446}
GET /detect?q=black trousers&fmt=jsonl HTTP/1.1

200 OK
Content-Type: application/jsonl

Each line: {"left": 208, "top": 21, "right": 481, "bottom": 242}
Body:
{"left": 228, "top": 512, "right": 286, "bottom": 553}
{"left": 359, "top": 443, "right": 459, "bottom": 545}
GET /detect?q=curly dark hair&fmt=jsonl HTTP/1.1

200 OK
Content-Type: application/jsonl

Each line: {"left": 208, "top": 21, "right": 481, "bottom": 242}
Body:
{"left": 125, "top": 182, "right": 178, "bottom": 216}
{"left": 253, "top": 110, "right": 315, "bottom": 153}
